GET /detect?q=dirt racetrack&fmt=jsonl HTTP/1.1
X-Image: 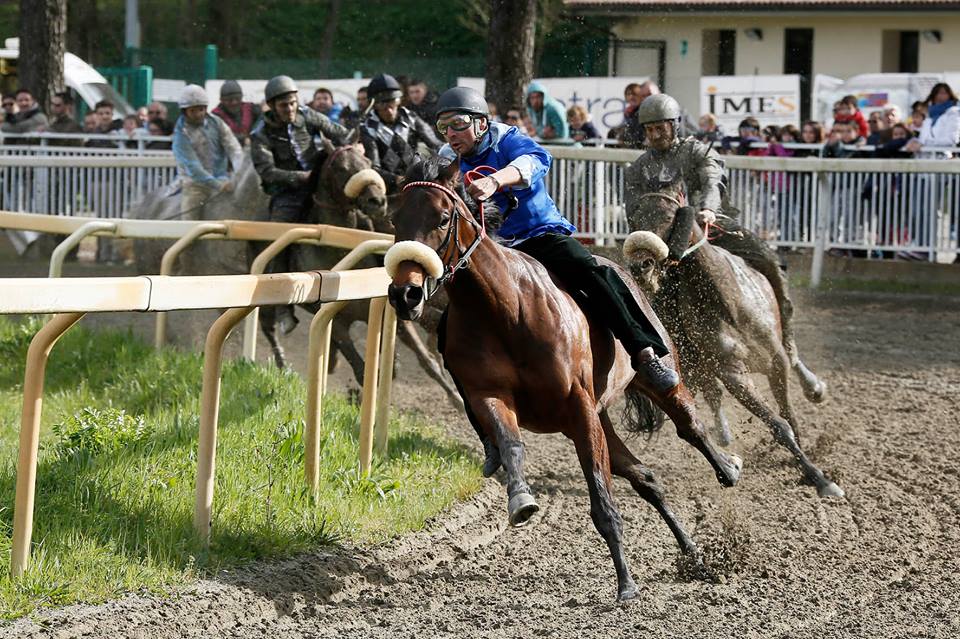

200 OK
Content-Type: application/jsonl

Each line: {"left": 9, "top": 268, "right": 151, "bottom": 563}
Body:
{"left": 2, "top": 269, "right": 959, "bottom": 638}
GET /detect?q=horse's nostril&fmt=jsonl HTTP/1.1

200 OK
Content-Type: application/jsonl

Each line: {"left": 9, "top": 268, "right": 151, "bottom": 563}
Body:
{"left": 403, "top": 285, "right": 424, "bottom": 308}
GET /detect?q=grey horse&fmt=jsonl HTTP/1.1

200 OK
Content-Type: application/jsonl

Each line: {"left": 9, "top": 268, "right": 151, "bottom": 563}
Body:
{"left": 622, "top": 187, "right": 843, "bottom": 498}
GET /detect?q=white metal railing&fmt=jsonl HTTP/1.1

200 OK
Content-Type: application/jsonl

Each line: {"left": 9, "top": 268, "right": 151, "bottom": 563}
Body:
{"left": 546, "top": 147, "right": 960, "bottom": 284}
{"left": 0, "top": 154, "right": 177, "bottom": 219}
{"left": 1, "top": 131, "right": 173, "bottom": 155}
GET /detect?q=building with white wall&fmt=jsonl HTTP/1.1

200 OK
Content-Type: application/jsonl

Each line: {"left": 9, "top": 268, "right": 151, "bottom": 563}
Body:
{"left": 567, "top": 0, "right": 960, "bottom": 120}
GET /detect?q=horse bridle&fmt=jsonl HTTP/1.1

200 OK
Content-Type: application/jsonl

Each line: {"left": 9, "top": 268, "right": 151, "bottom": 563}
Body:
{"left": 401, "top": 180, "right": 486, "bottom": 298}
{"left": 637, "top": 191, "right": 710, "bottom": 260}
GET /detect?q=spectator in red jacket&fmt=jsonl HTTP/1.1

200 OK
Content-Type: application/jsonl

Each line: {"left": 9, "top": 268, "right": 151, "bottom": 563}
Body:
{"left": 833, "top": 95, "right": 869, "bottom": 139}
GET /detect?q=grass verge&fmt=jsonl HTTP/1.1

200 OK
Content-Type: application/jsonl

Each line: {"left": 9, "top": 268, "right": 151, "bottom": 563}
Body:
{"left": 0, "top": 317, "right": 480, "bottom": 620}
{"left": 788, "top": 274, "right": 960, "bottom": 297}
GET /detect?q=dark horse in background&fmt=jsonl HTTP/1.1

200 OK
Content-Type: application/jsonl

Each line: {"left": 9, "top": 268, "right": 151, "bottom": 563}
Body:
{"left": 623, "top": 183, "right": 842, "bottom": 498}
{"left": 130, "top": 145, "right": 462, "bottom": 406}
{"left": 384, "top": 158, "right": 743, "bottom": 601}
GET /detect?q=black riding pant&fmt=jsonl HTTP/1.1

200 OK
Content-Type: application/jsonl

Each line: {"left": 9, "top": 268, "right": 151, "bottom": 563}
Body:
{"left": 251, "top": 190, "right": 310, "bottom": 323}
{"left": 514, "top": 233, "right": 668, "bottom": 358}
{"left": 251, "top": 190, "right": 310, "bottom": 275}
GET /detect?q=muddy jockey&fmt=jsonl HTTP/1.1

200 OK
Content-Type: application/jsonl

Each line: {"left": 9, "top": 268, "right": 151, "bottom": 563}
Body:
{"left": 431, "top": 86, "right": 680, "bottom": 475}
{"left": 360, "top": 73, "right": 443, "bottom": 195}
{"left": 624, "top": 93, "right": 799, "bottom": 361}
{"left": 250, "top": 75, "right": 350, "bottom": 336}
{"left": 172, "top": 84, "right": 244, "bottom": 216}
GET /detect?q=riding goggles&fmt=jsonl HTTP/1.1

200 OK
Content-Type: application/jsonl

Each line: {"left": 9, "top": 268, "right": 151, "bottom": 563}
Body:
{"left": 436, "top": 113, "right": 474, "bottom": 135}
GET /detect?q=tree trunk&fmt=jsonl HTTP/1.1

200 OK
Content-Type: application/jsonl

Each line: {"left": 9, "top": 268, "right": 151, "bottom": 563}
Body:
{"left": 484, "top": 0, "right": 537, "bottom": 118}
{"left": 19, "top": 0, "right": 67, "bottom": 114}
{"left": 318, "top": 0, "right": 343, "bottom": 78}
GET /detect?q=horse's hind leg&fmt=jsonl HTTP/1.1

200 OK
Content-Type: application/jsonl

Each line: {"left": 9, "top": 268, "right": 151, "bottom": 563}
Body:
{"left": 599, "top": 409, "right": 701, "bottom": 563}
{"left": 718, "top": 368, "right": 843, "bottom": 498}
{"left": 569, "top": 398, "right": 637, "bottom": 601}
{"left": 703, "top": 376, "right": 734, "bottom": 447}
{"left": 629, "top": 381, "right": 742, "bottom": 488}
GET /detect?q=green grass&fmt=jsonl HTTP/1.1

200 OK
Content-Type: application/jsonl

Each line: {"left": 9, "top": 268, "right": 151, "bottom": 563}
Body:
{"left": 0, "top": 317, "right": 481, "bottom": 620}
{"left": 788, "top": 274, "right": 960, "bottom": 297}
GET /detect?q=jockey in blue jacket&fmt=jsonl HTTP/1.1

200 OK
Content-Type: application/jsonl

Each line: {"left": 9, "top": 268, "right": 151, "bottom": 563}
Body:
{"left": 434, "top": 87, "right": 679, "bottom": 476}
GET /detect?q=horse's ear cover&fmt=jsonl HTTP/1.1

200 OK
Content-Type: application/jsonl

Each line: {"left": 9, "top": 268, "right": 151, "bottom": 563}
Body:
{"left": 385, "top": 240, "right": 444, "bottom": 279}
{"left": 667, "top": 206, "right": 697, "bottom": 261}
{"left": 344, "top": 169, "right": 387, "bottom": 198}
{"left": 623, "top": 231, "right": 669, "bottom": 264}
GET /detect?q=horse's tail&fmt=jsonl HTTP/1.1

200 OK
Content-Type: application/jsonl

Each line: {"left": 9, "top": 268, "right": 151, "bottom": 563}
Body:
{"left": 622, "top": 386, "right": 666, "bottom": 435}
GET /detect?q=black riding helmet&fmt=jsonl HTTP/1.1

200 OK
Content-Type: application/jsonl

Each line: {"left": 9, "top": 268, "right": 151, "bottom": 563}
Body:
{"left": 368, "top": 73, "right": 403, "bottom": 102}
{"left": 435, "top": 86, "right": 489, "bottom": 118}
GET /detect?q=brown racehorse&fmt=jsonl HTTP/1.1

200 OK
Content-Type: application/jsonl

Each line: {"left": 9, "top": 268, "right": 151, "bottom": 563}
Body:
{"left": 384, "top": 158, "right": 743, "bottom": 601}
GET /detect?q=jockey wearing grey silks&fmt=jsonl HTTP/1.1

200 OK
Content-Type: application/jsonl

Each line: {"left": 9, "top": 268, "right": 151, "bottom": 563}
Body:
{"left": 172, "top": 84, "right": 244, "bottom": 216}
{"left": 624, "top": 93, "right": 799, "bottom": 361}
{"left": 360, "top": 73, "right": 443, "bottom": 194}
{"left": 250, "top": 75, "right": 349, "bottom": 335}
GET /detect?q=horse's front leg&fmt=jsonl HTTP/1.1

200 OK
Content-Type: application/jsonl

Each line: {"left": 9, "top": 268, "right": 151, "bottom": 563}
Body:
{"left": 471, "top": 396, "right": 537, "bottom": 525}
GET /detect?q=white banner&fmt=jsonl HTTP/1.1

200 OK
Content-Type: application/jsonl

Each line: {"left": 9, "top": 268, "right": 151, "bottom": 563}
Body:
{"left": 204, "top": 78, "right": 369, "bottom": 110}
{"left": 813, "top": 72, "right": 951, "bottom": 125}
{"left": 700, "top": 75, "right": 800, "bottom": 132}
{"left": 458, "top": 76, "right": 651, "bottom": 139}
{"left": 152, "top": 79, "right": 186, "bottom": 103}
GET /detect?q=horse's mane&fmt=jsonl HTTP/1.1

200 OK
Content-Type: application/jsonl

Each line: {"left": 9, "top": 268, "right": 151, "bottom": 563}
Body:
{"left": 404, "top": 157, "right": 504, "bottom": 234}
{"left": 404, "top": 155, "right": 452, "bottom": 184}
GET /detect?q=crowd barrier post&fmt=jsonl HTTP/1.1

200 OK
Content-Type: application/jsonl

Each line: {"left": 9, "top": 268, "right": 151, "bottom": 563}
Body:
{"left": 374, "top": 303, "right": 398, "bottom": 457}
{"left": 305, "top": 299, "right": 349, "bottom": 499}
{"left": 358, "top": 297, "right": 386, "bottom": 475}
{"left": 194, "top": 306, "right": 256, "bottom": 543}
{"left": 11, "top": 312, "right": 86, "bottom": 578}
{"left": 811, "top": 170, "right": 831, "bottom": 288}
{"left": 49, "top": 221, "right": 117, "bottom": 278}
{"left": 242, "top": 228, "right": 324, "bottom": 361}
{"left": 155, "top": 222, "right": 228, "bottom": 348}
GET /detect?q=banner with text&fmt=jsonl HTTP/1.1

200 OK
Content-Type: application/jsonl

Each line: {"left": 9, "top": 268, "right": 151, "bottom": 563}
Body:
{"left": 700, "top": 75, "right": 800, "bottom": 132}
{"left": 458, "top": 77, "right": 650, "bottom": 139}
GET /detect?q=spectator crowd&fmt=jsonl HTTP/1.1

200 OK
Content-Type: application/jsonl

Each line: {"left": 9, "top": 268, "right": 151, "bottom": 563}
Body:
{"left": 0, "top": 73, "right": 956, "bottom": 263}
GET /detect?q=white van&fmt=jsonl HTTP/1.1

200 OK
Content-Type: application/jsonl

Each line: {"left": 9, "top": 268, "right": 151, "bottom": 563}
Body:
{"left": 0, "top": 37, "right": 134, "bottom": 115}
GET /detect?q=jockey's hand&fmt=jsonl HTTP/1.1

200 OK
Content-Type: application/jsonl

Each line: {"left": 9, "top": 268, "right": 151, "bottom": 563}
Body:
{"left": 297, "top": 171, "right": 312, "bottom": 184}
{"left": 219, "top": 180, "right": 234, "bottom": 193}
{"left": 466, "top": 176, "right": 499, "bottom": 202}
{"left": 697, "top": 209, "right": 716, "bottom": 226}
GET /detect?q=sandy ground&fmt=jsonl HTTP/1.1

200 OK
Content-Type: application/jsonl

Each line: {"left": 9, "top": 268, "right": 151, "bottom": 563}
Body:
{"left": 2, "top": 257, "right": 959, "bottom": 638}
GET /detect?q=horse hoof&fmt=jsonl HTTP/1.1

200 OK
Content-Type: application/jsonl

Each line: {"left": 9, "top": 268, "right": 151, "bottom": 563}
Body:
{"left": 719, "top": 454, "right": 743, "bottom": 487}
{"left": 508, "top": 492, "right": 539, "bottom": 527}
{"left": 805, "top": 380, "right": 827, "bottom": 404}
{"left": 817, "top": 481, "right": 845, "bottom": 498}
{"left": 617, "top": 582, "right": 638, "bottom": 601}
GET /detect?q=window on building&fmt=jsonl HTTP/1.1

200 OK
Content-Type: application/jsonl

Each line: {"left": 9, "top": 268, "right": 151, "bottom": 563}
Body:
{"left": 882, "top": 30, "right": 919, "bottom": 72}
{"left": 702, "top": 29, "right": 736, "bottom": 76}
{"left": 784, "top": 28, "right": 814, "bottom": 123}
